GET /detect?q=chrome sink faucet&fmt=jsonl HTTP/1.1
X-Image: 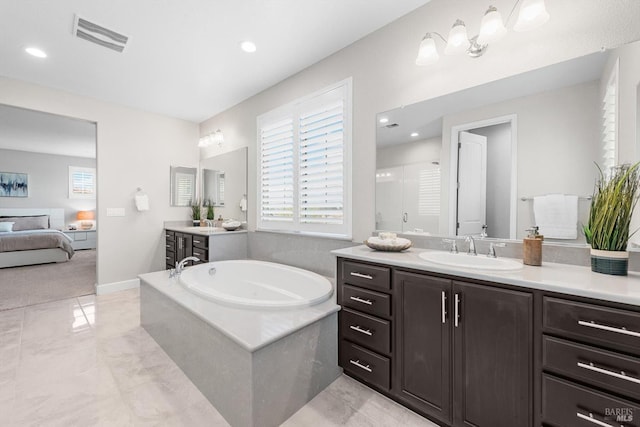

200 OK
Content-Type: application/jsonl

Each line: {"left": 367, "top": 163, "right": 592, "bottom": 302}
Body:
{"left": 442, "top": 238, "right": 458, "bottom": 254}
{"left": 205, "top": 219, "right": 214, "bottom": 228}
{"left": 487, "top": 242, "right": 506, "bottom": 258}
{"left": 169, "top": 256, "right": 200, "bottom": 278}
{"left": 466, "top": 235, "right": 477, "bottom": 256}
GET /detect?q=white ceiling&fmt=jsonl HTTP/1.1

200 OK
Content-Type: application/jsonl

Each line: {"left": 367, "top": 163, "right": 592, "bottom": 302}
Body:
{"left": 0, "top": 105, "right": 96, "bottom": 158}
{"left": 0, "top": 0, "right": 430, "bottom": 123}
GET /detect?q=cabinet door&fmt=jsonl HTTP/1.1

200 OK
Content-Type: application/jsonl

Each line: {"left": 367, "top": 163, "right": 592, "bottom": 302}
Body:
{"left": 452, "top": 281, "right": 532, "bottom": 427}
{"left": 394, "top": 271, "right": 452, "bottom": 424}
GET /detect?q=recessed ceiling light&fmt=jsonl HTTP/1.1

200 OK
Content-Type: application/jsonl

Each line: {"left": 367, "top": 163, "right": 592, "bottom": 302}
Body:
{"left": 240, "top": 41, "right": 257, "bottom": 53}
{"left": 411, "top": 132, "right": 419, "bottom": 137}
{"left": 379, "top": 117, "right": 389, "bottom": 124}
{"left": 25, "top": 47, "right": 47, "bottom": 58}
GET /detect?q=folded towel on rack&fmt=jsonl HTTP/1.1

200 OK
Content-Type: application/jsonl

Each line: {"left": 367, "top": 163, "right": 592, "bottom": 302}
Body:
{"left": 135, "top": 194, "right": 150, "bottom": 211}
{"left": 533, "top": 194, "right": 578, "bottom": 239}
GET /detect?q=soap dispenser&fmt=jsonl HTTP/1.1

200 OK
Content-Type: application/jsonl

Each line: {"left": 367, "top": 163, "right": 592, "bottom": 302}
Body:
{"left": 523, "top": 226, "right": 543, "bottom": 266}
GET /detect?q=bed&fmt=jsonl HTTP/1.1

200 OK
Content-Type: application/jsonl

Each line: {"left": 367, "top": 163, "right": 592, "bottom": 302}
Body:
{"left": 0, "top": 209, "right": 75, "bottom": 268}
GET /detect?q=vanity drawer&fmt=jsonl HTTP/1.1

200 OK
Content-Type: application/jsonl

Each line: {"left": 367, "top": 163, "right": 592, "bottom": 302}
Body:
{"left": 543, "top": 297, "right": 640, "bottom": 355}
{"left": 340, "top": 340, "right": 390, "bottom": 391}
{"left": 342, "top": 261, "right": 391, "bottom": 292}
{"left": 165, "top": 230, "right": 175, "bottom": 243}
{"left": 542, "top": 374, "right": 640, "bottom": 427}
{"left": 341, "top": 308, "right": 391, "bottom": 355}
{"left": 192, "top": 247, "right": 208, "bottom": 262}
{"left": 543, "top": 336, "right": 640, "bottom": 401}
{"left": 192, "top": 235, "right": 208, "bottom": 250}
{"left": 342, "top": 284, "right": 391, "bottom": 319}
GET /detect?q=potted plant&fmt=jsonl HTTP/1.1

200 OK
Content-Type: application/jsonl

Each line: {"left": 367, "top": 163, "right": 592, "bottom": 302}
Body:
{"left": 583, "top": 162, "right": 640, "bottom": 275}
{"left": 191, "top": 200, "right": 201, "bottom": 226}
{"left": 205, "top": 199, "right": 215, "bottom": 221}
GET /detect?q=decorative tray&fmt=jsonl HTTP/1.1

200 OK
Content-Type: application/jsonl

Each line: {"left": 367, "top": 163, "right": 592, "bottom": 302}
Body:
{"left": 364, "top": 237, "right": 412, "bottom": 252}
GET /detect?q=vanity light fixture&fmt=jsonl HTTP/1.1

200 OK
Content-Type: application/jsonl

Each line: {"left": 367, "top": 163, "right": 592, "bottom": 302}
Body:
{"left": 198, "top": 129, "right": 224, "bottom": 148}
{"left": 25, "top": 47, "right": 47, "bottom": 58}
{"left": 415, "top": 0, "right": 549, "bottom": 65}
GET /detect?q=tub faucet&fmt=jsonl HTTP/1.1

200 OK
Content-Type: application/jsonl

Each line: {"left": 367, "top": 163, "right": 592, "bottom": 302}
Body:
{"left": 169, "top": 256, "right": 200, "bottom": 278}
{"left": 466, "top": 235, "right": 477, "bottom": 256}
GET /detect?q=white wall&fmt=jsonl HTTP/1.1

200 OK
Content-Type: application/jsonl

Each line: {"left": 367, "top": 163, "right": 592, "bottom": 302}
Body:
{"left": 199, "top": 0, "right": 640, "bottom": 243}
{"left": 0, "top": 149, "right": 96, "bottom": 225}
{"left": 442, "top": 81, "right": 600, "bottom": 241}
{"left": 376, "top": 137, "right": 441, "bottom": 169}
{"left": 0, "top": 77, "right": 199, "bottom": 286}
{"left": 470, "top": 124, "right": 511, "bottom": 239}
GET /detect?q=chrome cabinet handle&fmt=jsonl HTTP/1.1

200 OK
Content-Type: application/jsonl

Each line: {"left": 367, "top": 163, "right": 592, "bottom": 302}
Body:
{"left": 454, "top": 293, "right": 460, "bottom": 327}
{"left": 349, "top": 359, "right": 372, "bottom": 373}
{"left": 349, "top": 296, "right": 373, "bottom": 305}
{"left": 576, "top": 412, "right": 613, "bottom": 427}
{"left": 194, "top": 239, "right": 201, "bottom": 244}
{"left": 442, "top": 291, "right": 447, "bottom": 324}
{"left": 350, "top": 272, "right": 373, "bottom": 280}
{"left": 349, "top": 325, "right": 373, "bottom": 336}
{"left": 577, "top": 361, "right": 640, "bottom": 384}
{"left": 578, "top": 320, "right": 640, "bottom": 338}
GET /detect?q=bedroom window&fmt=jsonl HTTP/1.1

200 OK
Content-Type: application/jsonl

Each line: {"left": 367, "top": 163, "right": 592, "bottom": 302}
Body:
{"left": 69, "top": 166, "right": 96, "bottom": 199}
{"left": 257, "top": 78, "right": 352, "bottom": 238}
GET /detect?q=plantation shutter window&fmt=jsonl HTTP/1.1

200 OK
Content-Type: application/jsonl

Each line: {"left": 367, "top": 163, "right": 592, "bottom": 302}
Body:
{"left": 69, "top": 166, "right": 96, "bottom": 199}
{"left": 175, "top": 172, "right": 195, "bottom": 206}
{"left": 257, "top": 79, "right": 352, "bottom": 237}
{"left": 602, "top": 61, "right": 618, "bottom": 174}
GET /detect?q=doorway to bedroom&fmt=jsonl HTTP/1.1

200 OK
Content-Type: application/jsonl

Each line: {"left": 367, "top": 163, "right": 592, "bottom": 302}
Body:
{"left": 0, "top": 104, "right": 97, "bottom": 311}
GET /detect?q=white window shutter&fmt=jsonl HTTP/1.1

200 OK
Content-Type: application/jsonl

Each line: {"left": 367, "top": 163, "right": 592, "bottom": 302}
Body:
{"left": 260, "top": 117, "right": 295, "bottom": 223}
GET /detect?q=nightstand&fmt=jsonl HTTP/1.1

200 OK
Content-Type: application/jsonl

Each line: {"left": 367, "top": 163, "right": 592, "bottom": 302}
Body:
{"left": 65, "top": 229, "right": 96, "bottom": 250}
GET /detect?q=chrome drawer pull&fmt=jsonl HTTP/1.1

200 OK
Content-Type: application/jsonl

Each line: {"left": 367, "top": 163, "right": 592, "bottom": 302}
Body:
{"left": 349, "top": 296, "right": 373, "bottom": 305}
{"left": 454, "top": 293, "right": 460, "bottom": 327}
{"left": 576, "top": 412, "right": 613, "bottom": 427}
{"left": 349, "top": 325, "right": 373, "bottom": 336}
{"left": 577, "top": 361, "right": 640, "bottom": 384}
{"left": 350, "top": 272, "right": 373, "bottom": 280}
{"left": 349, "top": 359, "right": 372, "bottom": 372}
{"left": 578, "top": 320, "right": 640, "bottom": 338}
{"left": 194, "top": 239, "right": 201, "bottom": 244}
{"left": 442, "top": 291, "right": 447, "bottom": 324}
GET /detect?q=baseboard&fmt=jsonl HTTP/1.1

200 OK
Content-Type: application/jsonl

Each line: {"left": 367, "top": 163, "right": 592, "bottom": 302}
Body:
{"left": 97, "top": 278, "right": 140, "bottom": 295}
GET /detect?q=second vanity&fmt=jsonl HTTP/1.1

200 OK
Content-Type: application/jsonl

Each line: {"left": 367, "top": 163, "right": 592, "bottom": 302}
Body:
{"left": 164, "top": 225, "right": 247, "bottom": 268}
{"left": 332, "top": 246, "right": 640, "bottom": 427}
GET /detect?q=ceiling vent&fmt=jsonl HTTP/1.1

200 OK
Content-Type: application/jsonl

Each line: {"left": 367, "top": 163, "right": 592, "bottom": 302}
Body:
{"left": 73, "top": 15, "right": 129, "bottom": 53}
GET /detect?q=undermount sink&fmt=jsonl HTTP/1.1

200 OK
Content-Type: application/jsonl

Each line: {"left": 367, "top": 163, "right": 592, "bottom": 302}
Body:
{"left": 418, "top": 251, "right": 523, "bottom": 271}
{"left": 183, "top": 226, "right": 226, "bottom": 233}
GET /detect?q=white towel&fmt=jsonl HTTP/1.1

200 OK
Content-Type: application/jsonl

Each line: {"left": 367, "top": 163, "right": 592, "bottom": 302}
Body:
{"left": 533, "top": 194, "right": 578, "bottom": 239}
{"left": 239, "top": 196, "right": 247, "bottom": 212}
{"left": 135, "top": 194, "right": 150, "bottom": 211}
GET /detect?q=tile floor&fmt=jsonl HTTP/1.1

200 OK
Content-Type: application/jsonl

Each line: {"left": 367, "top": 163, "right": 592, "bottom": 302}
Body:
{"left": 0, "top": 288, "right": 438, "bottom": 426}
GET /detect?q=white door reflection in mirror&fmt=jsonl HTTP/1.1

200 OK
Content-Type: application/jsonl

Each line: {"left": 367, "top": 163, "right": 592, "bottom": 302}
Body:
{"left": 457, "top": 132, "right": 487, "bottom": 236}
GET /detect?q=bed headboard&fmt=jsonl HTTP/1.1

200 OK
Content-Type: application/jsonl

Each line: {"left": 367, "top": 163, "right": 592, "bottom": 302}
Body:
{"left": 0, "top": 208, "right": 65, "bottom": 230}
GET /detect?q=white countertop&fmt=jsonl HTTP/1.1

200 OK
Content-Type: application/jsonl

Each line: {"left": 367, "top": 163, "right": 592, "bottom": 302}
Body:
{"left": 139, "top": 269, "right": 340, "bottom": 352}
{"left": 331, "top": 245, "right": 640, "bottom": 307}
{"left": 165, "top": 225, "right": 248, "bottom": 236}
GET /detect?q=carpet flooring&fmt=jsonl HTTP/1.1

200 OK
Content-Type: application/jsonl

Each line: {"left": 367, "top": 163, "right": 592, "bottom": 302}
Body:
{"left": 0, "top": 249, "right": 96, "bottom": 311}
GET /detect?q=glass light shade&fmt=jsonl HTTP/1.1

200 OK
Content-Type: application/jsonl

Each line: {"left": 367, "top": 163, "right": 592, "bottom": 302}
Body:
{"left": 514, "top": 0, "right": 549, "bottom": 32}
{"left": 477, "top": 6, "right": 507, "bottom": 45}
{"left": 415, "top": 34, "right": 439, "bottom": 66}
{"left": 212, "top": 129, "right": 224, "bottom": 145}
{"left": 444, "top": 20, "right": 470, "bottom": 55}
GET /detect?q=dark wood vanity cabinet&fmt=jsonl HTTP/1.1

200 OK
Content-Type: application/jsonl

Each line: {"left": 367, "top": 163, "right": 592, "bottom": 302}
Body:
{"left": 338, "top": 258, "right": 533, "bottom": 427}
{"left": 165, "top": 230, "right": 209, "bottom": 269}
{"left": 393, "top": 270, "right": 532, "bottom": 427}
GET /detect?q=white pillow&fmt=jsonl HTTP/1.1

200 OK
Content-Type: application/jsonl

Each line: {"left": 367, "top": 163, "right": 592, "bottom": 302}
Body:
{"left": 0, "top": 222, "right": 14, "bottom": 232}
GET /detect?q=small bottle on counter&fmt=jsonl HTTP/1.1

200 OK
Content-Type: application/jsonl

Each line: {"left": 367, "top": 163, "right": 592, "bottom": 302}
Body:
{"left": 523, "top": 226, "right": 543, "bottom": 266}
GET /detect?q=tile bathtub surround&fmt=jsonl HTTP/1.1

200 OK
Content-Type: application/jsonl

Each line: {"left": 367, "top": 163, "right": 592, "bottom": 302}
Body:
{"left": 0, "top": 287, "right": 437, "bottom": 426}
{"left": 248, "top": 230, "right": 356, "bottom": 277}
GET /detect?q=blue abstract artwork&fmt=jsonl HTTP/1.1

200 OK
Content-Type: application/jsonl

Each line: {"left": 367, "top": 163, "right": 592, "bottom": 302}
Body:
{"left": 0, "top": 172, "right": 28, "bottom": 197}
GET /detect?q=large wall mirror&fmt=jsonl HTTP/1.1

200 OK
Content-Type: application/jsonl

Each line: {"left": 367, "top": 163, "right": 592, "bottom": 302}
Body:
{"left": 200, "top": 147, "right": 248, "bottom": 221}
{"left": 376, "top": 38, "right": 640, "bottom": 246}
{"left": 170, "top": 166, "right": 197, "bottom": 207}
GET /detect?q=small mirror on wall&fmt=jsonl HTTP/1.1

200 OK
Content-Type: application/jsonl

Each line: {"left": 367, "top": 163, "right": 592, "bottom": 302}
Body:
{"left": 170, "top": 166, "right": 197, "bottom": 207}
{"left": 203, "top": 169, "right": 225, "bottom": 206}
